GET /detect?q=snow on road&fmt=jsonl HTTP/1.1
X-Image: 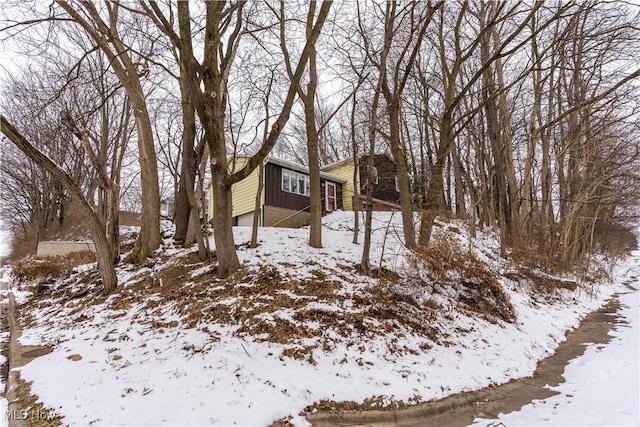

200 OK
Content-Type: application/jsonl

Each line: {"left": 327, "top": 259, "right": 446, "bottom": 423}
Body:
{"left": 471, "top": 250, "right": 640, "bottom": 427}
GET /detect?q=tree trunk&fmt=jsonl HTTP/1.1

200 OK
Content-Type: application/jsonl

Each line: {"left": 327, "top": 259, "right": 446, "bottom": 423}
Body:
{"left": 250, "top": 160, "right": 264, "bottom": 248}
{"left": 419, "top": 109, "right": 452, "bottom": 246}
{"left": 210, "top": 173, "right": 240, "bottom": 277}
{"left": 183, "top": 151, "right": 207, "bottom": 261}
{"left": 350, "top": 95, "right": 359, "bottom": 245}
{"left": 451, "top": 144, "right": 467, "bottom": 220}
{"left": 174, "top": 75, "right": 198, "bottom": 244}
{"left": 305, "top": 5, "right": 323, "bottom": 249}
{"left": 387, "top": 101, "right": 416, "bottom": 249}
{"left": 55, "top": 1, "right": 162, "bottom": 264}
{"left": 360, "top": 152, "right": 376, "bottom": 274}
{"left": 481, "top": 62, "right": 508, "bottom": 255}
{"left": 419, "top": 158, "right": 444, "bottom": 246}
{"left": 197, "top": 146, "right": 211, "bottom": 255}
{"left": 306, "top": 99, "right": 323, "bottom": 248}
{"left": 129, "top": 91, "right": 162, "bottom": 262}
{"left": 359, "top": 80, "right": 383, "bottom": 274}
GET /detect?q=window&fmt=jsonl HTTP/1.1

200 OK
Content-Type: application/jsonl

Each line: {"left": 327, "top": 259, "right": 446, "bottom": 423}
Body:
{"left": 283, "top": 174, "right": 290, "bottom": 192}
{"left": 282, "top": 169, "right": 310, "bottom": 196}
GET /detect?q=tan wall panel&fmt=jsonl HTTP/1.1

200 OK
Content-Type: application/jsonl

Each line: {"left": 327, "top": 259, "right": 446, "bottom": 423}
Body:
{"left": 236, "top": 211, "right": 255, "bottom": 227}
{"left": 264, "top": 206, "right": 310, "bottom": 228}
{"left": 37, "top": 241, "right": 96, "bottom": 257}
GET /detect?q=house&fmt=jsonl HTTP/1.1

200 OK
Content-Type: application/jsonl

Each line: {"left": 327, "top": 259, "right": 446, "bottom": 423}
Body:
{"left": 208, "top": 156, "right": 345, "bottom": 228}
{"left": 321, "top": 153, "right": 400, "bottom": 210}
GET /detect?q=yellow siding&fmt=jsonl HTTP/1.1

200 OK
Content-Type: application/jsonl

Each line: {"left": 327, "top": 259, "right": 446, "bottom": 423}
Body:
{"left": 230, "top": 158, "right": 261, "bottom": 217}
{"left": 323, "top": 162, "right": 358, "bottom": 210}
{"left": 208, "top": 157, "right": 262, "bottom": 221}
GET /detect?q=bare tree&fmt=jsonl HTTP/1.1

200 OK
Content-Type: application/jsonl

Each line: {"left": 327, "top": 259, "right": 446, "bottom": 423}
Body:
{"left": 2, "top": 116, "right": 118, "bottom": 293}
{"left": 357, "top": 0, "right": 443, "bottom": 250}
{"left": 142, "top": 1, "right": 332, "bottom": 277}
{"left": 416, "top": 1, "right": 558, "bottom": 245}
{"left": 280, "top": 1, "right": 325, "bottom": 248}
{"left": 279, "top": 2, "right": 361, "bottom": 248}
{"left": 55, "top": 0, "right": 163, "bottom": 263}
{"left": 359, "top": 79, "right": 383, "bottom": 273}
{"left": 60, "top": 111, "right": 121, "bottom": 262}
{"left": 0, "top": 67, "right": 94, "bottom": 250}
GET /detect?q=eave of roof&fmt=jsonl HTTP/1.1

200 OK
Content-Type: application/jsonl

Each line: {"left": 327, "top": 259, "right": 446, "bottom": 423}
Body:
{"left": 265, "top": 156, "right": 346, "bottom": 183}
{"left": 226, "top": 154, "right": 347, "bottom": 183}
{"left": 321, "top": 158, "right": 353, "bottom": 171}
{"left": 321, "top": 152, "right": 393, "bottom": 172}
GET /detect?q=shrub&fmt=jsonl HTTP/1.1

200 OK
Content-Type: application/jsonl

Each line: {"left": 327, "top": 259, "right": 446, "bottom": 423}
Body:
{"left": 407, "top": 231, "right": 515, "bottom": 322}
{"left": 12, "top": 251, "right": 95, "bottom": 284}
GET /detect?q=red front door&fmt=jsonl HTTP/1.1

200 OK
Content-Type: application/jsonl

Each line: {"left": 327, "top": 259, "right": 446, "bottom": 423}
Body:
{"left": 326, "top": 183, "right": 336, "bottom": 211}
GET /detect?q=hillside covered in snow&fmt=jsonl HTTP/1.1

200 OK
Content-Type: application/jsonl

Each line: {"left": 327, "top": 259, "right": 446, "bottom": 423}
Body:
{"left": 2, "top": 212, "right": 631, "bottom": 426}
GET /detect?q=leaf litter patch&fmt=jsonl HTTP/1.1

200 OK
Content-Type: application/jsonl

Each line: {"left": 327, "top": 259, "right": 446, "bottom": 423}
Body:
{"left": 26, "top": 238, "right": 519, "bottom": 364}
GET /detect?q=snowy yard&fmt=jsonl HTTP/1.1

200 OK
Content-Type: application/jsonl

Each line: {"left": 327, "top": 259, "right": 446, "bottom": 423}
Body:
{"left": 2, "top": 212, "right": 636, "bottom": 426}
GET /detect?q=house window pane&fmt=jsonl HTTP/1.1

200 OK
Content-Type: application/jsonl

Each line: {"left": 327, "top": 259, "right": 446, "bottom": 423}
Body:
{"left": 282, "top": 168, "right": 312, "bottom": 196}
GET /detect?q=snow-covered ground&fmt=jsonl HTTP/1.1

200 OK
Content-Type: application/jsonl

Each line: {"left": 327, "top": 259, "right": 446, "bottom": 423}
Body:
{"left": 5, "top": 212, "right": 634, "bottom": 426}
{"left": 471, "top": 249, "right": 640, "bottom": 427}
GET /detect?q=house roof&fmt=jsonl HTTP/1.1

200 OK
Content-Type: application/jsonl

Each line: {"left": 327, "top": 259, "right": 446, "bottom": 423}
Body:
{"left": 321, "top": 153, "right": 394, "bottom": 172}
{"left": 208, "top": 155, "right": 347, "bottom": 189}
{"left": 321, "top": 157, "right": 353, "bottom": 171}
{"left": 237, "top": 156, "right": 344, "bottom": 183}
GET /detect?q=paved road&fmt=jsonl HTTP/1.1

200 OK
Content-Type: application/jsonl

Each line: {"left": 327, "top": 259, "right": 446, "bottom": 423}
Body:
{"left": 3, "top": 291, "right": 47, "bottom": 427}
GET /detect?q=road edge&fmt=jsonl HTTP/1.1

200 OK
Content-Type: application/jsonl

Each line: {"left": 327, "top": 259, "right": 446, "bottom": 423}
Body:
{"left": 7, "top": 292, "right": 27, "bottom": 427}
{"left": 299, "top": 294, "right": 622, "bottom": 427}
